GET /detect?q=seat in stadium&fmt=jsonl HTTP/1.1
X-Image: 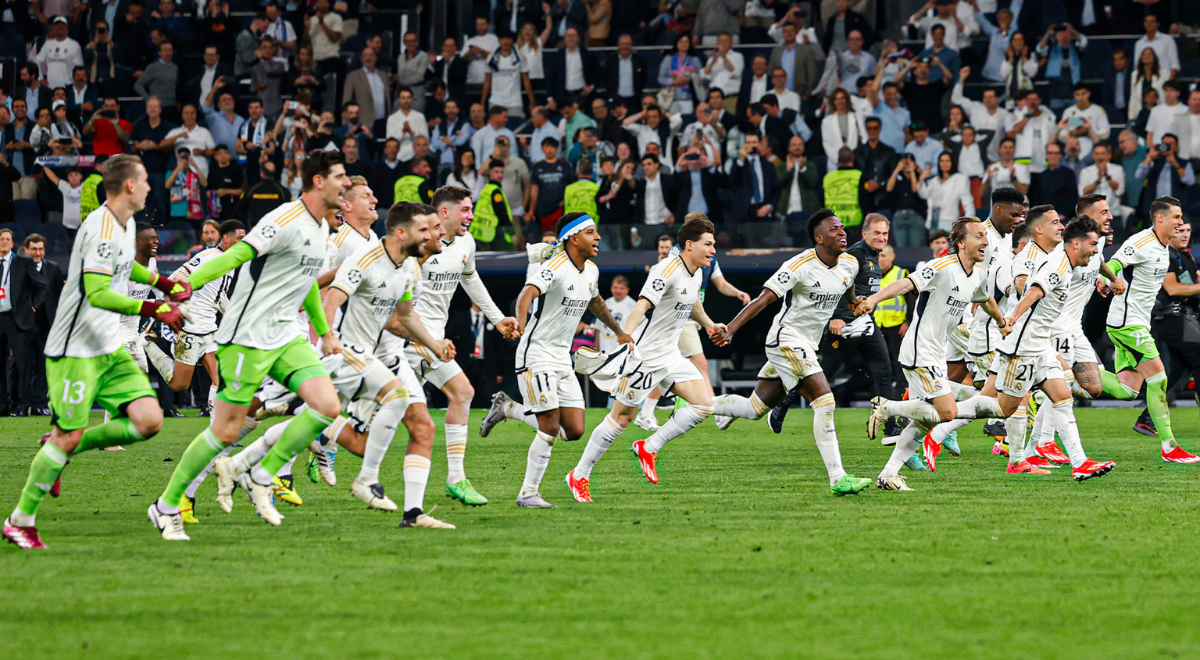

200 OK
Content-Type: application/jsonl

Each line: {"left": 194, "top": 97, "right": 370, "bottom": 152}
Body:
{"left": 12, "top": 200, "right": 41, "bottom": 230}
{"left": 33, "top": 223, "right": 71, "bottom": 253}
{"left": 0, "top": 223, "right": 27, "bottom": 245}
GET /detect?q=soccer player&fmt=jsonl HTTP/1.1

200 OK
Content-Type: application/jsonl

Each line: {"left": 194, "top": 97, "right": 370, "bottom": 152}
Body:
{"left": 511, "top": 212, "right": 631, "bottom": 508}
{"left": 317, "top": 176, "right": 379, "bottom": 288}
{"left": 401, "top": 185, "right": 517, "bottom": 506}
{"left": 103, "top": 222, "right": 161, "bottom": 441}
{"left": 855, "top": 217, "right": 1011, "bottom": 491}
{"left": 1099, "top": 195, "right": 1199, "bottom": 463}
{"left": 151, "top": 151, "right": 348, "bottom": 539}
{"left": 566, "top": 218, "right": 727, "bottom": 502}
{"left": 3, "top": 154, "right": 192, "bottom": 549}
{"left": 704, "top": 209, "right": 874, "bottom": 496}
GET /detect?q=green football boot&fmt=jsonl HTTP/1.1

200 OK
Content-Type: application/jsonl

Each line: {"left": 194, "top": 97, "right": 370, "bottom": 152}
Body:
{"left": 446, "top": 478, "right": 489, "bottom": 506}
{"left": 830, "top": 474, "right": 872, "bottom": 495}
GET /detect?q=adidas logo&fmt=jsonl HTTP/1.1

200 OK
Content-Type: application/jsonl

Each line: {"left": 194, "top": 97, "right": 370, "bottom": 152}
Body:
{"left": 304, "top": 239, "right": 311, "bottom": 246}
{"left": 379, "top": 281, "right": 387, "bottom": 288}
{"left": 429, "top": 257, "right": 438, "bottom": 265}
{"left": 952, "top": 285, "right": 959, "bottom": 292}
{"left": 568, "top": 284, "right": 575, "bottom": 291}
{"left": 681, "top": 288, "right": 688, "bottom": 295}
{"left": 811, "top": 281, "right": 821, "bottom": 288}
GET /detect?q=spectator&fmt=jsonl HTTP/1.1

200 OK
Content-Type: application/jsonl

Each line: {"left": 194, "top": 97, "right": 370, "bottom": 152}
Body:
{"left": 699, "top": 33, "right": 742, "bottom": 112}
{"left": 251, "top": 37, "right": 286, "bottom": 118}
{"left": 767, "top": 5, "right": 821, "bottom": 51}
{"left": 952, "top": 71, "right": 1006, "bottom": 162}
{"left": 1132, "top": 86, "right": 1159, "bottom": 139}
{"left": 49, "top": 100, "right": 81, "bottom": 152}
{"left": 483, "top": 29, "right": 535, "bottom": 119}
{"left": 951, "top": 125, "right": 989, "bottom": 205}
{"left": 340, "top": 135, "right": 372, "bottom": 179}
{"left": 563, "top": 157, "right": 600, "bottom": 217}
{"left": 516, "top": 12, "right": 551, "bottom": 86}
{"left": 1078, "top": 143, "right": 1125, "bottom": 222}
{"left": 856, "top": 116, "right": 899, "bottom": 211}
{"left": 605, "top": 33, "right": 647, "bottom": 111}
{"left": 31, "top": 16, "right": 83, "bottom": 89}
{"left": 391, "top": 33, "right": 428, "bottom": 116}
{"left": 1000, "top": 32, "right": 1037, "bottom": 102}
{"left": 658, "top": 33, "right": 701, "bottom": 115}
{"left": 18, "top": 64, "right": 51, "bottom": 119}
{"left": 236, "top": 100, "right": 270, "bottom": 161}
{"left": 693, "top": 0, "right": 739, "bottom": 46}
{"left": 883, "top": 155, "right": 923, "bottom": 247}
{"left": 826, "top": 0, "right": 877, "bottom": 54}
{"left": 433, "top": 37, "right": 469, "bottom": 108}
{"left": 0, "top": 227, "right": 46, "bottom": 417}
{"left": 1136, "top": 134, "right": 1195, "bottom": 215}
{"left": 769, "top": 22, "right": 820, "bottom": 99}
{"left": 892, "top": 55, "right": 952, "bottom": 133}
{"left": 1133, "top": 14, "right": 1179, "bottom": 80}
{"left": 905, "top": 121, "right": 942, "bottom": 172}
{"left": 64, "top": 66, "right": 97, "bottom": 122}
{"left": 1061, "top": 136, "right": 1088, "bottom": 178}
{"left": 568, "top": 126, "right": 604, "bottom": 173}
{"left": 207, "top": 144, "right": 243, "bottom": 221}
{"left": 737, "top": 55, "right": 771, "bottom": 116}
{"left": 839, "top": 30, "right": 876, "bottom": 90}
{"left": 1055, "top": 82, "right": 1109, "bottom": 157}
{"left": 474, "top": 159, "right": 517, "bottom": 249}
{"left": 918, "top": 151, "right": 973, "bottom": 232}
{"left": 203, "top": 90, "right": 244, "bottom": 154}
{"left": 34, "top": 0, "right": 83, "bottom": 23}
{"left": 761, "top": 67, "right": 799, "bottom": 116}
{"left": 429, "top": 99, "right": 466, "bottom": 175}
{"left": 596, "top": 157, "right": 635, "bottom": 225}
{"left": 405, "top": 135, "right": 438, "bottom": 177}
{"left": 263, "top": 1, "right": 297, "bottom": 63}
{"left": 131, "top": 96, "right": 176, "bottom": 216}
{"left": 447, "top": 146, "right": 484, "bottom": 198}
{"left": 821, "top": 88, "right": 862, "bottom": 160}
{"left": 636, "top": 152, "right": 673, "bottom": 226}
{"left": 776, "top": 134, "right": 822, "bottom": 219}
{"left": 919, "top": 25, "right": 960, "bottom": 85}
{"left": 387, "top": 87, "right": 429, "bottom": 161}
{"left": 235, "top": 12, "right": 267, "bottom": 77}
{"left": 465, "top": 15, "right": 500, "bottom": 89}
{"left": 344, "top": 48, "right": 393, "bottom": 137}
{"left": 4, "top": 100, "right": 35, "bottom": 182}
{"left": 167, "top": 147, "right": 208, "bottom": 223}
{"left": 470, "top": 106, "right": 517, "bottom": 165}
{"left": 752, "top": 96, "right": 799, "bottom": 158}
{"left": 530, "top": 137, "right": 574, "bottom": 229}
{"left": 42, "top": 165, "right": 83, "bottom": 230}
{"left": 373, "top": 138, "right": 405, "bottom": 208}
{"left": 163, "top": 104, "right": 216, "bottom": 176}
{"left": 199, "top": 1, "right": 239, "bottom": 62}
{"left": 0, "top": 145, "right": 17, "bottom": 220}
{"left": 680, "top": 102, "right": 723, "bottom": 154}
{"left": 1147, "top": 80, "right": 1187, "bottom": 148}
{"left": 148, "top": 0, "right": 186, "bottom": 45}
{"left": 621, "top": 103, "right": 674, "bottom": 161}
{"left": 525, "top": 106, "right": 561, "bottom": 164}
{"left": 972, "top": 4, "right": 1016, "bottom": 83}
{"left": 984, "top": 136, "right": 1031, "bottom": 197}
{"left": 306, "top": 0, "right": 343, "bottom": 77}
{"left": 82, "top": 97, "right": 131, "bottom": 157}
{"left": 1035, "top": 22, "right": 1087, "bottom": 111}
{"left": 1006, "top": 90, "right": 1056, "bottom": 173}
{"left": 235, "top": 161, "right": 291, "bottom": 226}
{"left": 730, "top": 134, "right": 780, "bottom": 222}
{"left": 135, "top": 40, "right": 178, "bottom": 114}
{"left": 303, "top": 111, "right": 340, "bottom": 153}
{"left": 585, "top": 0, "right": 611, "bottom": 48}
{"left": 25, "top": 233, "right": 61, "bottom": 414}
{"left": 1171, "top": 89, "right": 1200, "bottom": 161}
{"left": 868, "top": 81, "right": 910, "bottom": 154}
{"left": 1029, "top": 142, "right": 1078, "bottom": 217}
{"left": 114, "top": 1, "right": 150, "bottom": 77}
{"left": 493, "top": 136, "right": 530, "bottom": 226}
{"left": 394, "top": 156, "right": 435, "bottom": 204}
{"left": 29, "top": 107, "right": 55, "bottom": 156}
{"left": 283, "top": 148, "right": 305, "bottom": 198}
{"left": 1104, "top": 48, "right": 1132, "bottom": 119}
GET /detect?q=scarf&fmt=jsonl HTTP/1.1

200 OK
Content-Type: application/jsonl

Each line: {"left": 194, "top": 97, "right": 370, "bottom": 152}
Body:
{"left": 170, "top": 169, "right": 204, "bottom": 220}
{"left": 1046, "top": 43, "right": 1081, "bottom": 84}
{"left": 239, "top": 117, "right": 268, "bottom": 148}
{"left": 1006, "top": 54, "right": 1033, "bottom": 99}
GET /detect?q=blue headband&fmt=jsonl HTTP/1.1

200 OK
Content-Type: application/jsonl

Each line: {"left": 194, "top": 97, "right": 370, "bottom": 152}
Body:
{"left": 558, "top": 214, "right": 595, "bottom": 242}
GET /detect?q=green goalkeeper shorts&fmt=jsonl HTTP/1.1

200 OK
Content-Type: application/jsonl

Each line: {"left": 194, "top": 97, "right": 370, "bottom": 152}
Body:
{"left": 1106, "top": 325, "right": 1160, "bottom": 373}
{"left": 47, "top": 347, "right": 157, "bottom": 431}
{"left": 216, "top": 335, "right": 329, "bottom": 407}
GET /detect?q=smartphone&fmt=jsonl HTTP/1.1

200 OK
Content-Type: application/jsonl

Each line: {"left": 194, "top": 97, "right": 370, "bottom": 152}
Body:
{"left": 685, "top": 153, "right": 700, "bottom": 161}
{"left": 100, "top": 110, "right": 117, "bottom": 120}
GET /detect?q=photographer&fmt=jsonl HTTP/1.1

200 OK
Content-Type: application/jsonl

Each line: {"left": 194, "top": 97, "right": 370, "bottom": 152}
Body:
{"left": 889, "top": 55, "right": 952, "bottom": 133}
{"left": 886, "top": 153, "right": 927, "bottom": 247}
{"left": 1135, "top": 133, "right": 1195, "bottom": 216}
{"left": 1035, "top": 23, "right": 1088, "bottom": 111}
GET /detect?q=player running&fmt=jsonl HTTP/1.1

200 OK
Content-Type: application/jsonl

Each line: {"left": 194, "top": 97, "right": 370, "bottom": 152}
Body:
{"left": 706, "top": 209, "right": 874, "bottom": 495}
{"left": 510, "top": 212, "right": 631, "bottom": 508}
{"left": 152, "top": 151, "right": 348, "bottom": 539}
{"left": 3, "top": 154, "right": 192, "bottom": 549}
{"left": 1099, "top": 195, "right": 1198, "bottom": 462}
{"left": 565, "top": 217, "right": 726, "bottom": 501}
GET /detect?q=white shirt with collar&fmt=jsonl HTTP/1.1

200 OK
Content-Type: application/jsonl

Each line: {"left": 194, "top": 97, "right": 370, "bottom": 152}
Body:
{"left": 771, "top": 88, "right": 801, "bottom": 114}
{"left": 564, "top": 48, "right": 585, "bottom": 91}
{"left": 956, "top": 143, "right": 985, "bottom": 178}
{"left": 0, "top": 252, "right": 12, "bottom": 313}
{"left": 200, "top": 66, "right": 218, "bottom": 108}
{"left": 703, "top": 49, "right": 744, "bottom": 96}
{"left": 749, "top": 74, "right": 769, "bottom": 105}
{"left": 643, "top": 173, "right": 670, "bottom": 224}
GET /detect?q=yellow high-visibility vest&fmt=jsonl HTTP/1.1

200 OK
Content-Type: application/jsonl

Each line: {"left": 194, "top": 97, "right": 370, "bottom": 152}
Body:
{"left": 822, "top": 168, "right": 863, "bottom": 227}
{"left": 874, "top": 265, "right": 908, "bottom": 328}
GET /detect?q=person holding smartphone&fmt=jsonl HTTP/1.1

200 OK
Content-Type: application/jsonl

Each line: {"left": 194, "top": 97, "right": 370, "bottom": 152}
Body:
{"left": 82, "top": 97, "right": 132, "bottom": 157}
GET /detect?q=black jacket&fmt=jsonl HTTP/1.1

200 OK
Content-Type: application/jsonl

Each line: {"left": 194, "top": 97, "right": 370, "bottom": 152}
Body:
{"left": 494, "top": 0, "right": 546, "bottom": 36}
{"left": 431, "top": 56, "right": 470, "bottom": 108}
{"left": 727, "top": 155, "right": 782, "bottom": 222}
{"left": 544, "top": 47, "right": 601, "bottom": 102}
{"left": 822, "top": 10, "right": 876, "bottom": 52}
{"left": 634, "top": 172, "right": 674, "bottom": 223}
{"left": 33, "top": 258, "right": 63, "bottom": 334}
{"left": 182, "top": 61, "right": 235, "bottom": 107}
{"left": 602, "top": 52, "right": 648, "bottom": 100}
{"left": 667, "top": 167, "right": 724, "bottom": 224}
{"left": 833, "top": 240, "right": 882, "bottom": 322}
{"left": 2, "top": 253, "right": 47, "bottom": 332}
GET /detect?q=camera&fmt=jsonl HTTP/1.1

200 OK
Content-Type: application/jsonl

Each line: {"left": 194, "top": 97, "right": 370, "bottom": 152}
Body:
{"left": 685, "top": 153, "right": 700, "bottom": 161}
{"left": 100, "top": 110, "right": 117, "bottom": 120}
{"left": 1157, "top": 143, "right": 1170, "bottom": 153}
{"left": 1053, "top": 24, "right": 1066, "bottom": 32}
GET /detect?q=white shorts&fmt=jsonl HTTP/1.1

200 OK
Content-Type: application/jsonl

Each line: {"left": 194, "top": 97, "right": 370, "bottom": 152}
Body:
{"left": 124, "top": 338, "right": 148, "bottom": 373}
{"left": 903, "top": 365, "right": 952, "bottom": 401}
{"left": 594, "top": 353, "right": 704, "bottom": 407}
{"left": 1053, "top": 328, "right": 1098, "bottom": 366}
{"left": 173, "top": 330, "right": 217, "bottom": 366}
{"left": 405, "top": 341, "right": 464, "bottom": 389}
{"left": 518, "top": 365, "right": 585, "bottom": 413}
{"left": 946, "top": 322, "right": 970, "bottom": 363}
{"left": 970, "top": 351, "right": 995, "bottom": 384}
{"left": 759, "top": 342, "right": 823, "bottom": 391}
{"left": 256, "top": 377, "right": 294, "bottom": 408}
{"left": 993, "top": 351, "right": 1064, "bottom": 398}
{"left": 322, "top": 345, "right": 399, "bottom": 409}
{"left": 678, "top": 320, "right": 704, "bottom": 358}
{"left": 345, "top": 356, "right": 425, "bottom": 433}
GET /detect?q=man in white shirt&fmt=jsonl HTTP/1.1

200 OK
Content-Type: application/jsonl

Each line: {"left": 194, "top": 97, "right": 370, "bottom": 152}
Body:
{"left": 1146, "top": 80, "right": 1187, "bottom": 148}
{"left": 680, "top": 103, "right": 723, "bottom": 151}
{"left": 838, "top": 30, "right": 876, "bottom": 91}
{"left": 1005, "top": 90, "right": 1056, "bottom": 173}
{"left": 1078, "top": 143, "right": 1125, "bottom": 220}
{"left": 952, "top": 67, "right": 1008, "bottom": 162}
{"left": 464, "top": 15, "right": 499, "bottom": 86}
{"left": 385, "top": 87, "right": 428, "bottom": 161}
{"left": 767, "top": 6, "right": 824, "bottom": 59}
{"left": 1056, "top": 82, "right": 1110, "bottom": 157}
{"left": 1133, "top": 14, "right": 1179, "bottom": 80}
{"left": 196, "top": 46, "right": 221, "bottom": 111}
{"left": 639, "top": 155, "right": 672, "bottom": 225}
{"left": 984, "top": 137, "right": 1030, "bottom": 194}
{"left": 767, "top": 67, "right": 801, "bottom": 114}
{"left": 910, "top": 0, "right": 976, "bottom": 52}
{"left": 1168, "top": 88, "right": 1200, "bottom": 161}
{"left": 482, "top": 31, "right": 534, "bottom": 118}
{"left": 524, "top": 107, "right": 561, "bottom": 164}
{"left": 702, "top": 33, "right": 744, "bottom": 113}
{"left": 306, "top": 0, "right": 343, "bottom": 72}
{"left": 745, "top": 55, "right": 771, "bottom": 107}
{"left": 263, "top": 1, "right": 296, "bottom": 64}
{"left": 31, "top": 17, "right": 83, "bottom": 89}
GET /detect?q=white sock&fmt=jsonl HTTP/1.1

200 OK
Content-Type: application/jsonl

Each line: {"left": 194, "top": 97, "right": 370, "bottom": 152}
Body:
{"left": 520, "top": 431, "right": 555, "bottom": 496}
{"left": 1029, "top": 399, "right": 1054, "bottom": 447}
{"left": 811, "top": 393, "right": 846, "bottom": 484}
{"left": 403, "top": 454, "right": 432, "bottom": 512}
{"left": 882, "top": 423, "right": 922, "bottom": 477}
{"left": 279, "top": 455, "right": 296, "bottom": 479}
{"left": 883, "top": 399, "right": 943, "bottom": 424}
{"left": 574, "top": 414, "right": 625, "bottom": 480}
{"left": 638, "top": 395, "right": 658, "bottom": 417}
{"left": 323, "top": 416, "right": 351, "bottom": 447}
{"left": 231, "top": 419, "right": 287, "bottom": 476}
{"left": 505, "top": 399, "right": 541, "bottom": 431}
{"left": 208, "top": 386, "right": 217, "bottom": 410}
{"left": 145, "top": 341, "right": 175, "bottom": 382}
{"left": 948, "top": 381, "right": 978, "bottom": 401}
{"left": 643, "top": 404, "right": 713, "bottom": 453}
{"left": 955, "top": 395, "right": 1001, "bottom": 419}
{"left": 930, "top": 418, "right": 971, "bottom": 443}
{"left": 184, "top": 444, "right": 237, "bottom": 499}
{"left": 238, "top": 417, "right": 260, "bottom": 442}
{"left": 1050, "top": 399, "right": 1088, "bottom": 467}
{"left": 1006, "top": 404, "right": 1028, "bottom": 463}
{"left": 713, "top": 392, "right": 769, "bottom": 420}
{"left": 445, "top": 423, "right": 468, "bottom": 484}
{"left": 104, "top": 409, "right": 111, "bottom": 424}
{"left": 358, "top": 390, "right": 408, "bottom": 485}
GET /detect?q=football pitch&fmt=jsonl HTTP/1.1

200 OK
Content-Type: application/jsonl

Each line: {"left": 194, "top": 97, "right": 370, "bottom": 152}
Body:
{"left": 2, "top": 407, "right": 1199, "bottom": 659}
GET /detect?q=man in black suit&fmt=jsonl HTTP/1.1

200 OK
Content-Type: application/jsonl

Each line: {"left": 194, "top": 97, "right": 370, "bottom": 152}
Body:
{"left": 544, "top": 27, "right": 600, "bottom": 107}
{"left": 707, "top": 89, "right": 739, "bottom": 134}
{"left": 431, "top": 37, "right": 470, "bottom": 109}
{"left": 603, "top": 34, "right": 647, "bottom": 111}
{"left": 748, "top": 98, "right": 794, "bottom": 160}
{"left": 22, "top": 233, "right": 59, "bottom": 415}
{"left": 17, "top": 64, "right": 52, "bottom": 119}
{"left": 494, "top": 0, "right": 545, "bottom": 37}
{"left": 1103, "top": 47, "right": 1131, "bottom": 123}
{"left": 736, "top": 55, "right": 770, "bottom": 119}
{"left": 728, "top": 134, "right": 781, "bottom": 223}
{"left": 667, "top": 146, "right": 725, "bottom": 224}
{"left": 0, "top": 228, "right": 46, "bottom": 416}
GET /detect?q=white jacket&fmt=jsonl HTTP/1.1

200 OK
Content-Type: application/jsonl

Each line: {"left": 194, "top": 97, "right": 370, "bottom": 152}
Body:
{"left": 820, "top": 112, "right": 862, "bottom": 159}
{"left": 919, "top": 172, "right": 975, "bottom": 228}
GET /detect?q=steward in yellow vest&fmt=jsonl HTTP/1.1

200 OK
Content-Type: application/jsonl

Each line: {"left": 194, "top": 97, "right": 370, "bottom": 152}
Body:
{"left": 822, "top": 153, "right": 864, "bottom": 229}
{"left": 79, "top": 172, "right": 105, "bottom": 219}
{"left": 471, "top": 160, "right": 516, "bottom": 249}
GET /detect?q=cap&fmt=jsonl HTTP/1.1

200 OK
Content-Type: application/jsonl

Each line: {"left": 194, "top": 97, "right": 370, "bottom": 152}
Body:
{"left": 52, "top": 99, "right": 66, "bottom": 110}
{"left": 52, "top": 16, "right": 68, "bottom": 25}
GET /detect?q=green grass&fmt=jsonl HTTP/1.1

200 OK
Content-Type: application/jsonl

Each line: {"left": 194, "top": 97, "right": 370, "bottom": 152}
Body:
{"left": 2, "top": 407, "right": 1200, "bottom": 659}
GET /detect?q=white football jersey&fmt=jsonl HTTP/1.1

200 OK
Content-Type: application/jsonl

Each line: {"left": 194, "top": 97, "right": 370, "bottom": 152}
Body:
{"left": 596, "top": 295, "right": 637, "bottom": 353}
{"left": 173, "top": 248, "right": 231, "bottom": 335}
{"left": 899, "top": 254, "right": 989, "bottom": 368}
{"left": 46, "top": 205, "right": 138, "bottom": 359}
{"left": 217, "top": 200, "right": 329, "bottom": 350}
{"left": 762, "top": 250, "right": 858, "bottom": 349}
{"left": 634, "top": 255, "right": 703, "bottom": 369}
{"left": 414, "top": 233, "right": 502, "bottom": 341}
{"left": 1052, "top": 235, "right": 1106, "bottom": 334}
{"left": 330, "top": 243, "right": 421, "bottom": 353}
{"left": 1107, "top": 228, "right": 1170, "bottom": 329}
{"left": 1010, "top": 239, "right": 1055, "bottom": 298}
{"left": 516, "top": 251, "right": 598, "bottom": 371}
{"left": 1001, "top": 248, "right": 1073, "bottom": 356}
{"left": 118, "top": 256, "right": 157, "bottom": 340}
{"left": 968, "top": 219, "right": 1014, "bottom": 355}
{"left": 325, "top": 222, "right": 378, "bottom": 272}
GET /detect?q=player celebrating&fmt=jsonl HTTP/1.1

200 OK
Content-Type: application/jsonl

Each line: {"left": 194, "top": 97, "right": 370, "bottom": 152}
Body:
{"left": 151, "top": 151, "right": 348, "bottom": 539}
{"left": 3, "top": 154, "right": 192, "bottom": 549}
{"left": 706, "top": 209, "right": 874, "bottom": 495}
{"left": 1100, "top": 195, "right": 1199, "bottom": 462}
{"left": 855, "top": 218, "right": 1011, "bottom": 491}
{"left": 566, "top": 218, "right": 726, "bottom": 501}
{"left": 511, "top": 212, "right": 631, "bottom": 508}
